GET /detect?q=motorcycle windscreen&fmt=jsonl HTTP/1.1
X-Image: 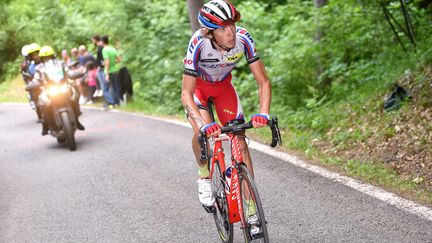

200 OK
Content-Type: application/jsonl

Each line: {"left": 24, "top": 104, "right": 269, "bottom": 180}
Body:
{"left": 44, "top": 59, "right": 65, "bottom": 83}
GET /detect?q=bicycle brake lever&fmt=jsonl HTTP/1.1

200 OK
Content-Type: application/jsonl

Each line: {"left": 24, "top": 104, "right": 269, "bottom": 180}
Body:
{"left": 198, "top": 131, "right": 209, "bottom": 161}
{"left": 269, "top": 116, "right": 282, "bottom": 147}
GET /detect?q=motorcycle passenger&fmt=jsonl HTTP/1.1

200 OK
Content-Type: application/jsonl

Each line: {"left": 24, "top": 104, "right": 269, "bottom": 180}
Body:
{"left": 24, "top": 43, "right": 43, "bottom": 120}
{"left": 26, "top": 43, "right": 42, "bottom": 76}
{"left": 20, "top": 45, "right": 33, "bottom": 84}
{"left": 33, "top": 45, "right": 85, "bottom": 135}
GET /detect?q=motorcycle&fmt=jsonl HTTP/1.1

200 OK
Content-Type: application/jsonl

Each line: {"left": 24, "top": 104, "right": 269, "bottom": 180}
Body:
{"left": 27, "top": 62, "right": 81, "bottom": 151}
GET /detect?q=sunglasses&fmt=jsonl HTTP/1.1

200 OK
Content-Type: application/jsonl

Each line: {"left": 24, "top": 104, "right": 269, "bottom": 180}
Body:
{"left": 220, "top": 11, "right": 241, "bottom": 27}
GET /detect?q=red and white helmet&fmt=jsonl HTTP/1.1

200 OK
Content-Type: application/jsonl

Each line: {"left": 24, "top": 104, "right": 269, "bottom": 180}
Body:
{"left": 198, "top": 0, "right": 241, "bottom": 30}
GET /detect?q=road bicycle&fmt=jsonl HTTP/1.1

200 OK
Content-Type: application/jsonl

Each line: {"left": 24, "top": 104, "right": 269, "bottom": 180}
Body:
{"left": 198, "top": 102, "right": 282, "bottom": 243}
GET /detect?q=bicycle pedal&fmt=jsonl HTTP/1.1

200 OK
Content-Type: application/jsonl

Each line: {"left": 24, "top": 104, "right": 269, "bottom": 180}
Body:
{"left": 251, "top": 232, "right": 265, "bottom": 240}
{"left": 202, "top": 205, "right": 215, "bottom": 214}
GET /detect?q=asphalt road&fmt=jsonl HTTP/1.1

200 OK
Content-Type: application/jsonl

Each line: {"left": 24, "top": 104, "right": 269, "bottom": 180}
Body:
{"left": 1, "top": 104, "right": 431, "bottom": 242}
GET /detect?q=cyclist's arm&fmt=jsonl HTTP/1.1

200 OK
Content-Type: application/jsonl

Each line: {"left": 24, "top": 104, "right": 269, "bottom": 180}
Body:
{"left": 181, "top": 74, "right": 206, "bottom": 128}
{"left": 249, "top": 60, "right": 271, "bottom": 114}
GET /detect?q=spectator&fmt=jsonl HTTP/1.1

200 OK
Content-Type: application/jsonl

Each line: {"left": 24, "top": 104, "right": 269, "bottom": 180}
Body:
{"left": 93, "top": 34, "right": 114, "bottom": 109}
{"left": 102, "top": 35, "right": 121, "bottom": 107}
{"left": 61, "top": 49, "right": 71, "bottom": 67}
{"left": 85, "top": 61, "right": 98, "bottom": 104}
{"left": 70, "top": 47, "right": 78, "bottom": 63}
{"left": 78, "top": 45, "right": 97, "bottom": 68}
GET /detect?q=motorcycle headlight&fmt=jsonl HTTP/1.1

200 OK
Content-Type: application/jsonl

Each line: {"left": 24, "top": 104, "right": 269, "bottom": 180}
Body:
{"left": 48, "top": 83, "right": 68, "bottom": 96}
{"left": 48, "top": 86, "right": 60, "bottom": 96}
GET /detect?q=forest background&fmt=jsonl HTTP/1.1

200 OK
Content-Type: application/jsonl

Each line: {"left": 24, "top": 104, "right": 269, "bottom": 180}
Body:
{"left": 0, "top": 0, "right": 431, "bottom": 203}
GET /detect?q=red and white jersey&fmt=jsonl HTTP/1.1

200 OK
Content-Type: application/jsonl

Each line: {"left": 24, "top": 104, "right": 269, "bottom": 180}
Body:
{"left": 184, "top": 26, "right": 259, "bottom": 82}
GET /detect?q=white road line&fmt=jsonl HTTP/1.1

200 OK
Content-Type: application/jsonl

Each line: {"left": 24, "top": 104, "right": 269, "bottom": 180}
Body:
{"left": 122, "top": 109, "right": 432, "bottom": 222}
{"left": 4, "top": 103, "right": 432, "bottom": 221}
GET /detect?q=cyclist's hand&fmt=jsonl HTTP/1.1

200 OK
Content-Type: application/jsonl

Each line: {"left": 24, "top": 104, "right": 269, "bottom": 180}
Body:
{"left": 251, "top": 113, "right": 269, "bottom": 128}
{"left": 200, "top": 122, "right": 221, "bottom": 137}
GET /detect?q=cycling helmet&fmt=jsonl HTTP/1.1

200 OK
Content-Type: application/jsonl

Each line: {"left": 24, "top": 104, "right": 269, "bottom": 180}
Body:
{"left": 39, "top": 45, "right": 56, "bottom": 57}
{"left": 21, "top": 45, "right": 30, "bottom": 57}
{"left": 198, "top": 0, "right": 241, "bottom": 30}
{"left": 27, "top": 43, "right": 41, "bottom": 55}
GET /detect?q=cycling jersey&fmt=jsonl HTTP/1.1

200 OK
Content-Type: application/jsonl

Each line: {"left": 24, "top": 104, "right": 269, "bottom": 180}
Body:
{"left": 184, "top": 26, "right": 259, "bottom": 82}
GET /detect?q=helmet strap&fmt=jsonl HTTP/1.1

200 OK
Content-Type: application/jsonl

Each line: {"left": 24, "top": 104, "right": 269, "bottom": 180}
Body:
{"left": 211, "top": 37, "right": 232, "bottom": 52}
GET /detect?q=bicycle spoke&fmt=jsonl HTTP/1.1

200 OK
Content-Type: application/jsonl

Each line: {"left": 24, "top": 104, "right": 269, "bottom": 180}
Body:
{"left": 238, "top": 164, "right": 269, "bottom": 243}
{"left": 211, "top": 160, "right": 233, "bottom": 243}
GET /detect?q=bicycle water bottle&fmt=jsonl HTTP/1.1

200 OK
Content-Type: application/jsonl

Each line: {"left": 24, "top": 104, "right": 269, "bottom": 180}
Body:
{"left": 225, "top": 167, "right": 232, "bottom": 194}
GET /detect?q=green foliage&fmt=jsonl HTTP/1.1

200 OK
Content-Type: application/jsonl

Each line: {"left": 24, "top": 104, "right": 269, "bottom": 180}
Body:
{"left": 1, "top": 0, "right": 432, "bottom": 201}
{"left": 0, "top": 0, "right": 431, "bottom": 118}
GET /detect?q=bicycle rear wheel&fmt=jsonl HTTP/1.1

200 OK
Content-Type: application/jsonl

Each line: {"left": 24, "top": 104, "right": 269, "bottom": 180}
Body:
{"left": 238, "top": 163, "right": 269, "bottom": 243}
{"left": 211, "top": 160, "right": 233, "bottom": 243}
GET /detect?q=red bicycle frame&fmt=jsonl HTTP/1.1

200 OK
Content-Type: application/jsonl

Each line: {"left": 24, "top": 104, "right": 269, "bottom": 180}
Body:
{"left": 209, "top": 133, "right": 247, "bottom": 225}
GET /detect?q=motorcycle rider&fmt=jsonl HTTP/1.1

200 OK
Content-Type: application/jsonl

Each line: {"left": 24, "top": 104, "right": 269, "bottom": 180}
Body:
{"left": 32, "top": 45, "right": 85, "bottom": 135}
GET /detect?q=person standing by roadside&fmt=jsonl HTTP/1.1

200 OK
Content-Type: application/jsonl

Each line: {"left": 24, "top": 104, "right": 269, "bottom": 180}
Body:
{"left": 61, "top": 49, "right": 71, "bottom": 67}
{"left": 85, "top": 61, "right": 98, "bottom": 104}
{"left": 92, "top": 34, "right": 114, "bottom": 109}
{"left": 78, "top": 45, "right": 97, "bottom": 67}
{"left": 102, "top": 35, "right": 121, "bottom": 106}
{"left": 70, "top": 47, "right": 79, "bottom": 63}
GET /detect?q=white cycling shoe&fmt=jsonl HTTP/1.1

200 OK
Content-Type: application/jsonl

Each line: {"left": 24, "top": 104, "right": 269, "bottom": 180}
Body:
{"left": 197, "top": 178, "right": 215, "bottom": 207}
{"left": 247, "top": 214, "right": 260, "bottom": 235}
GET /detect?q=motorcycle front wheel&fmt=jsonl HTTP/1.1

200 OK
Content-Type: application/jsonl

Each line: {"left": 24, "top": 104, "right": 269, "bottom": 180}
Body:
{"left": 60, "top": 111, "right": 76, "bottom": 151}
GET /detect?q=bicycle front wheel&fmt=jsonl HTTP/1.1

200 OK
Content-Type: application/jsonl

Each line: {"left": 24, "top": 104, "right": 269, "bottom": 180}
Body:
{"left": 211, "top": 160, "right": 233, "bottom": 243}
{"left": 238, "top": 163, "right": 269, "bottom": 243}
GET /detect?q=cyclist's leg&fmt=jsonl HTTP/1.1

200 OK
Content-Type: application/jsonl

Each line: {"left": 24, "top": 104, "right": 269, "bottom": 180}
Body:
{"left": 188, "top": 87, "right": 213, "bottom": 177}
{"left": 238, "top": 134, "right": 254, "bottom": 177}
{"left": 188, "top": 88, "right": 217, "bottom": 206}
{"left": 213, "top": 80, "right": 254, "bottom": 177}
{"left": 189, "top": 109, "right": 212, "bottom": 170}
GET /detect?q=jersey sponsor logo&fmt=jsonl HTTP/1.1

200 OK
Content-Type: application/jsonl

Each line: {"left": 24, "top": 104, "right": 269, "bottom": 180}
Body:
{"left": 201, "top": 62, "right": 236, "bottom": 69}
{"left": 225, "top": 53, "right": 243, "bottom": 63}
{"left": 237, "top": 29, "right": 247, "bottom": 35}
{"left": 184, "top": 68, "right": 198, "bottom": 77}
{"left": 184, "top": 59, "right": 193, "bottom": 65}
{"left": 188, "top": 35, "right": 203, "bottom": 53}
{"left": 223, "top": 109, "right": 235, "bottom": 115}
{"left": 200, "top": 58, "right": 219, "bottom": 63}
{"left": 237, "top": 29, "right": 254, "bottom": 44}
{"left": 244, "top": 32, "right": 254, "bottom": 44}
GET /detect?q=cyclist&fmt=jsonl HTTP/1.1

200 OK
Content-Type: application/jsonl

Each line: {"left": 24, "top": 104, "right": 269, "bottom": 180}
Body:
{"left": 181, "top": 0, "right": 272, "bottom": 227}
{"left": 33, "top": 45, "right": 85, "bottom": 135}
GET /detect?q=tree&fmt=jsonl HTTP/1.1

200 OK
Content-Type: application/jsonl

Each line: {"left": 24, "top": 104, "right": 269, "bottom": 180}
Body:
{"left": 187, "top": 0, "right": 204, "bottom": 33}
{"left": 314, "top": 0, "right": 328, "bottom": 87}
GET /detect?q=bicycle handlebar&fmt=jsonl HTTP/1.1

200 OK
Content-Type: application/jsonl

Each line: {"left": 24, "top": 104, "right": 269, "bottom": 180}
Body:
{"left": 198, "top": 116, "right": 282, "bottom": 161}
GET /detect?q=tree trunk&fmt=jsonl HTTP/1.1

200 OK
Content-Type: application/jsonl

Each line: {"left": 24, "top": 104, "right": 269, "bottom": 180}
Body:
{"left": 314, "top": 0, "right": 329, "bottom": 87}
{"left": 314, "top": 0, "right": 328, "bottom": 42}
{"left": 187, "top": 0, "right": 204, "bottom": 33}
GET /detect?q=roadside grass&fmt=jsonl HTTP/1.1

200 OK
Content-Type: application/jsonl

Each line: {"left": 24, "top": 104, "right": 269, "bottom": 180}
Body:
{"left": 0, "top": 75, "right": 27, "bottom": 102}
{"left": 249, "top": 123, "right": 432, "bottom": 206}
